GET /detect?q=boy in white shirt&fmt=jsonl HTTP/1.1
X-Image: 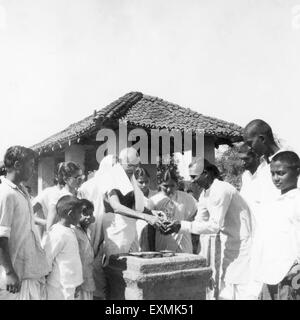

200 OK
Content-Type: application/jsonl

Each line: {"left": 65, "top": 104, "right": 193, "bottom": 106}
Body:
{"left": 42, "top": 195, "right": 83, "bottom": 300}
{"left": 254, "top": 151, "right": 300, "bottom": 300}
{"left": 73, "top": 199, "right": 96, "bottom": 300}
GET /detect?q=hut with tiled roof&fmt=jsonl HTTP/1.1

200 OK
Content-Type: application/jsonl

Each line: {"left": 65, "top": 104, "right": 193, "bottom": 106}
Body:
{"left": 31, "top": 91, "right": 243, "bottom": 194}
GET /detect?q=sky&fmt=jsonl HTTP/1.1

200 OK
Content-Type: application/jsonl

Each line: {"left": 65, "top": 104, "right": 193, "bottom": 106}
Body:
{"left": 0, "top": 0, "right": 300, "bottom": 160}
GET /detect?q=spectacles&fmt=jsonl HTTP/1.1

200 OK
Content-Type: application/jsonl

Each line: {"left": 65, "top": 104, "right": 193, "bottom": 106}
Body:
{"left": 72, "top": 174, "right": 85, "bottom": 182}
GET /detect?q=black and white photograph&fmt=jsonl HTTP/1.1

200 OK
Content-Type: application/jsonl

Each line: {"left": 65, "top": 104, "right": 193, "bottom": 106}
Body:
{"left": 0, "top": 0, "right": 300, "bottom": 305}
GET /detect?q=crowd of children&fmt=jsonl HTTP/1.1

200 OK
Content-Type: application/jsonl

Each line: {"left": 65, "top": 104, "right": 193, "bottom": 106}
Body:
{"left": 0, "top": 118, "right": 300, "bottom": 300}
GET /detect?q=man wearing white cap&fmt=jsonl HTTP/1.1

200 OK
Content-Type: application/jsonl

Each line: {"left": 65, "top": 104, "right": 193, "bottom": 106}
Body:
{"left": 163, "top": 158, "right": 254, "bottom": 300}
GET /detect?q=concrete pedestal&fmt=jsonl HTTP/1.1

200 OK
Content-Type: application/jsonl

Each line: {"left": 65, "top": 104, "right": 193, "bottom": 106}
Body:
{"left": 105, "top": 253, "right": 212, "bottom": 300}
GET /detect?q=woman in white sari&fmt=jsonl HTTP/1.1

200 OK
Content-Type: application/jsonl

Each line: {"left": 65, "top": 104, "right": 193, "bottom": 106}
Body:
{"left": 148, "top": 169, "right": 198, "bottom": 253}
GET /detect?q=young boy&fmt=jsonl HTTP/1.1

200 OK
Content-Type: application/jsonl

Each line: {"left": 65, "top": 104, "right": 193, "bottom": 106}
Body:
{"left": 42, "top": 195, "right": 83, "bottom": 300}
{"left": 73, "top": 199, "right": 96, "bottom": 300}
{"left": 0, "top": 146, "right": 50, "bottom": 300}
{"left": 254, "top": 151, "right": 300, "bottom": 300}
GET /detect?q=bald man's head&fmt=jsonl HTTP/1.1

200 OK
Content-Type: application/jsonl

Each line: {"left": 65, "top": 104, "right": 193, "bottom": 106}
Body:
{"left": 244, "top": 119, "right": 274, "bottom": 139}
{"left": 119, "top": 147, "right": 140, "bottom": 164}
{"left": 119, "top": 147, "right": 140, "bottom": 178}
{"left": 243, "top": 119, "right": 276, "bottom": 157}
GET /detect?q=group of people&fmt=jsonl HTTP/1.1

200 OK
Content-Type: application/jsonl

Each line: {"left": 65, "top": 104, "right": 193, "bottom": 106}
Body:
{"left": 0, "top": 118, "right": 299, "bottom": 300}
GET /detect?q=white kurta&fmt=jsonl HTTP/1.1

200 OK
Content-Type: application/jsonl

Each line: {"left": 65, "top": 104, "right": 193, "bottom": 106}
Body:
{"left": 181, "top": 179, "right": 253, "bottom": 285}
{"left": 42, "top": 224, "right": 83, "bottom": 299}
{"left": 253, "top": 189, "right": 300, "bottom": 285}
{"left": 0, "top": 178, "right": 50, "bottom": 300}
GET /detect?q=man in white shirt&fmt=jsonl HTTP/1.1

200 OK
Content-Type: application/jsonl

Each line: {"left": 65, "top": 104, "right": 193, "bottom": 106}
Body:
{"left": 163, "top": 159, "right": 253, "bottom": 300}
{"left": 243, "top": 119, "right": 299, "bottom": 298}
{"left": 243, "top": 119, "right": 282, "bottom": 205}
{"left": 238, "top": 143, "right": 260, "bottom": 227}
{"left": 0, "top": 146, "right": 50, "bottom": 300}
{"left": 238, "top": 143, "right": 260, "bottom": 204}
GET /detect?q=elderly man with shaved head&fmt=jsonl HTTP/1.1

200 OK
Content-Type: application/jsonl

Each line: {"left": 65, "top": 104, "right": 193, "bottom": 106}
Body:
{"left": 242, "top": 119, "right": 298, "bottom": 299}
{"left": 102, "top": 147, "right": 163, "bottom": 264}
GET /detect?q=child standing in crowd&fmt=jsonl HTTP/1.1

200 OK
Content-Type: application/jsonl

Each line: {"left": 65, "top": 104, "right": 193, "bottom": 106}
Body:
{"left": 253, "top": 151, "right": 300, "bottom": 300}
{"left": 0, "top": 146, "right": 49, "bottom": 300}
{"left": 42, "top": 195, "right": 83, "bottom": 300}
{"left": 73, "top": 199, "right": 96, "bottom": 300}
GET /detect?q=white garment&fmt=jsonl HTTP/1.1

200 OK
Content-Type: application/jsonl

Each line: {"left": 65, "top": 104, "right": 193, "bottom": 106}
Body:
{"left": 242, "top": 150, "right": 294, "bottom": 296}
{"left": 181, "top": 179, "right": 253, "bottom": 285}
{"left": 42, "top": 224, "right": 83, "bottom": 289}
{"left": 218, "top": 281, "right": 257, "bottom": 300}
{"left": 46, "top": 284, "right": 75, "bottom": 300}
{"left": 57, "top": 188, "right": 73, "bottom": 199}
{"left": 253, "top": 189, "right": 300, "bottom": 285}
{"left": 102, "top": 163, "right": 145, "bottom": 260}
{"left": 0, "top": 275, "right": 46, "bottom": 300}
{"left": 46, "top": 188, "right": 73, "bottom": 228}
{"left": 0, "top": 178, "right": 50, "bottom": 281}
{"left": 148, "top": 191, "right": 198, "bottom": 253}
{"left": 33, "top": 185, "right": 62, "bottom": 219}
{"left": 240, "top": 170, "right": 259, "bottom": 214}
{"left": 253, "top": 159, "right": 280, "bottom": 207}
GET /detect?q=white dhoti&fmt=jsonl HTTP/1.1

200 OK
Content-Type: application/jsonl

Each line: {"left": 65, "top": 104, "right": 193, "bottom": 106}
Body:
{"left": 46, "top": 284, "right": 75, "bottom": 300}
{"left": 102, "top": 212, "right": 139, "bottom": 263}
{"left": 219, "top": 281, "right": 258, "bottom": 300}
{"left": 0, "top": 272, "right": 46, "bottom": 300}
